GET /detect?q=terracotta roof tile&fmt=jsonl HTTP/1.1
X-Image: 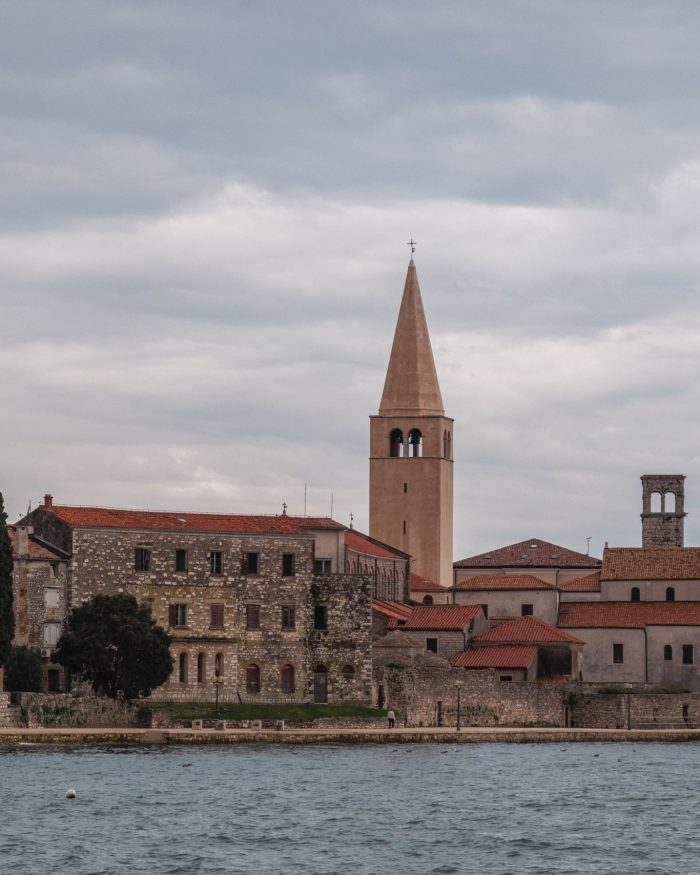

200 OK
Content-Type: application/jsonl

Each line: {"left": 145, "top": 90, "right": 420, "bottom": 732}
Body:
{"left": 410, "top": 573, "right": 447, "bottom": 592}
{"left": 474, "top": 616, "right": 584, "bottom": 645}
{"left": 559, "top": 601, "right": 700, "bottom": 629}
{"left": 48, "top": 505, "right": 309, "bottom": 536}
{"left": 372, "top": 600, "right": 413, "bottom": 622}
{"left": 455, "top": 538, "right": 600, "bottom": 569}
{"left": 558, "top": 572, "right": 601, "bottom": 592}
{"left": 6, "top": 526, "right": 66, "bottom": 561}
{"left": 292, "top": 517, "right": 347, "bottom": 531}
{"left": 453, "top": 573, "right": 555, "bottom": 592}
{"left": 345, "top": 530, "right": 407, "bottom": 560}
{"left": 402, "top": 604, "right": 481, "bottom": 631}
{"left": 602, "top": 548, "right": 700, "bottom": 581}
{"left": 451, "top": 645, "right": 538, "bottom": 669}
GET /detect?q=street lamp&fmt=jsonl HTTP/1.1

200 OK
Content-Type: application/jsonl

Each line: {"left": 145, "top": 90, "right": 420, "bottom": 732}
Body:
{"left": 454, "top": 679, "right": 463, "bottom": 731}
{"left": 213, "top": 670, "right": 225, "bottom": 717}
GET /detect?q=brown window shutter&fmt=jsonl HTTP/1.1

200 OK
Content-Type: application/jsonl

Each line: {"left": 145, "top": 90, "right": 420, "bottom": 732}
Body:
{"left": 169, "top": 604, "right": 178, "bottom": 626}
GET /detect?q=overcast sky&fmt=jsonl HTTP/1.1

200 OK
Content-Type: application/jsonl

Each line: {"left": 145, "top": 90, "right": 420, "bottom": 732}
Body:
{"left": 4, "top": 1, "right": 700, "bottom": 559}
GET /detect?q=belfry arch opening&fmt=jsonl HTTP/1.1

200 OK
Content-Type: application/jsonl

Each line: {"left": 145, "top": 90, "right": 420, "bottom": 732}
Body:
{"left": 408, "top": 429, "right": 423, "bottom": 458}
{"left": 665, "top": 492, "right": 676, "bottom": 512}
{"left": 389, "top": 429, "right": 404, "bottom": 458}
{"left": 650, "top": 492, "right": 662, "bottom": 512}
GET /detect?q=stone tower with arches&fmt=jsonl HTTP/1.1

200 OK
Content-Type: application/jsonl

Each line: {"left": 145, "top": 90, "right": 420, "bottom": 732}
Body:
{"left": 369, "top": 258, "right": 454, "bottom": 587}
{"left": 640, "top": 474, "right": 686, "bottom": 547}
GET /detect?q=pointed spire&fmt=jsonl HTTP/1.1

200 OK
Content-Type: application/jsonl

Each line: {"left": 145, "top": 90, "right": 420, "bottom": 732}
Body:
{"left": 379, "top": 259, "right": 444, "bottom": 416}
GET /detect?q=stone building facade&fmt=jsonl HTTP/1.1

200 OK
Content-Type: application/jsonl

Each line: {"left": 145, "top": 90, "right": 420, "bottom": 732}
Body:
{"left": 641, "top": 474, "right": 686, "bottom": 548}
{"left": 23, "top": 497, "right": 372, "bottom": 705}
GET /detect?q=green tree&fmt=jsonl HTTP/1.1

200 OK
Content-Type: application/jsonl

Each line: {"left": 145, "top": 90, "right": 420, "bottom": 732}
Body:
{"left": 4, "top": 646, "right": 43, "bottom": 692}
{"left": 54, "top": 593, "right": 173, "bottom": 699}
{"left": 0, "top": 492, "right": 15, "bottom": 667}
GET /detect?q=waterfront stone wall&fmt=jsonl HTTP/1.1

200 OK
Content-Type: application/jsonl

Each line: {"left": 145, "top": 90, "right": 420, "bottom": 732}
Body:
{"left": 17, "top": 693, "right": 141, "bottom": 728}
{"left": 374, "top": 665, "right": 567, "bottom": 727}
{"left": 570, "top": 688, "right": 700, "bottom": 728}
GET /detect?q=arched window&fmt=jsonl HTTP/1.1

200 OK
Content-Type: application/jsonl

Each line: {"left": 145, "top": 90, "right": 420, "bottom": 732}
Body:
{"left": 651, "top": 492, "right": 662, "bottom": 512}
{"left": 214, "top": 652, "right": 223, "bottom": 678}
{"left": 422, "top": 595, "right": 434, "bottom": 605}
{"left": 179, "top": 652, "right": 188, "bottom": 683}
{"left": 341, "top": 665, "right": 355, "bottom": 678}
{"left": 246, "top": 663, "right": 261, "bottom": 694}
{"left": 389, "top": 429, "right": 404, "bottom": 458}
{"left": 665, "top": 492, "right": 676, "bottom": 512}
{"left": 281, "top": 664, "right": 295, "bottom": 693}
{"left": 197, "top": 652, "right": 206, "bottom": 683}
{"left": 408, "top": 429, "right": 423, "bottom": 458}
{"left": 664, "top": 645, "right": 673, "bottom": 661}
{"left": 631, "top": 587, "right": 640, "bottom": 602}
{"left": 666, "top": 587, "right": 675, "bottom": 602}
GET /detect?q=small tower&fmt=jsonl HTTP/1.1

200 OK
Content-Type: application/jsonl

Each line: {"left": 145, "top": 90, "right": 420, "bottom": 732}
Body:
{"left": 369, "top": 258, "right": 454, "bottom": 587}
{"left": 641, "top": 474, "right": 686, "bottom": 547}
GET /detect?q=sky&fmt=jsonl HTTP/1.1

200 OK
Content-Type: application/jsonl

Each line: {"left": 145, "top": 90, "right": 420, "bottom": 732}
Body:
{"left": 3, "top": 1, "right": 700, "bottom": 560}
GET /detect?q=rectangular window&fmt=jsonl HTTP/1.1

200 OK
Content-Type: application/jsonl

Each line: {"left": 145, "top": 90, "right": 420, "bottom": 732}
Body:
{"left": 282, "top": 553, "right": 296, "bottom": 576}
{"left": 521, "top": 604, "right": 534, "bottom": 616}
{"left": 426, "top": 638, "right": 438, "bottom": 654}
{"left": 45, "top": 589, "right": 60, "bottom": 608}
{"left": 210, "top": 551, "right": 223, "bottom": 575}
{"left": 314, "top": 559, "right": 331, "bottom": 575}
{"left": 403, "top": 482, "right": 408, "bottom": 494}
{"left": 135, "top": 548, "right": 151, "bottom": 572}
{"left": 242, "top": 552, "right": 259, "bottom": 574}
{"left": 175, "top": 549, "right": 188, "bottom": 572}
{"left": 169, "top": 603, "right": 188, "bottom": 628}
{"left": 314, "top": 605, "right": 328, "bottom": 630}
{"left": 499, "top": 675, "right": 513, "bottom": 683}
{"left": 246, "top": 604, "right": 261, "bottom": 629}
{"left": 282, "top": 605, "right": 296, "bottom": 630}
{"left": 210, "top": 603, "right": 224, "bottom": 629}
{"left": 613, "top": 643, "right": 624, "bottom": 664}
{"left": 683, "top": 644, "right": 694, "bottom": 665}
{"left": 43, "top": 623, "right": 61, "bottom": 646}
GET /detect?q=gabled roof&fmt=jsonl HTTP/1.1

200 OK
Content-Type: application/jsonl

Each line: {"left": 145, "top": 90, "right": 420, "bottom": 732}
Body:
{"left": 372, "top": 600, "right": 413, "bottom": 623}
{"left": 402, "top": 604, "right": 481, "bottom": 631}
{"left": 378, "top": 258, "right": 445, "bottom": 417}
{"left": 602, "top": 548, "right": 700, "bottom": 581}
{"left": 410, "top": 573, "right": 447, "bottom": 593}
{"left": 451, "top": 645, "right": 538, "bottom": 669}
{"left": 43, "top": 505, "right": 309, "bottom": 536}
{"left": 474, "top": 616, "right": 584, "bottom": 646}
{"left": 294, "top": 517, "right": 346, "bottom": 531}
{"left": 559, "top": 601, "right": 700, "bottom": 629}
{"left": 6, "top": 526, "right": 66, "bottom": 561}
{"left": 455, "top": 538, "right": 600, "bottom": 569}
{"left": 453, "top": 574, "right": 555, "bottom": 592}
{"left": 345, "top": 529, "right": 408, "bottom": 560}
{"left": 558, "top": 572, "right": 601, "bottom": 592}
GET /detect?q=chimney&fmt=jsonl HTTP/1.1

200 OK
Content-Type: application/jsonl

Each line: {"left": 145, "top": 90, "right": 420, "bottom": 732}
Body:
{"left": 44, "top": 494, "right": 53, "bottom": 509}
{"left": 16, "top": 526, "right": 33, "bottom": 558}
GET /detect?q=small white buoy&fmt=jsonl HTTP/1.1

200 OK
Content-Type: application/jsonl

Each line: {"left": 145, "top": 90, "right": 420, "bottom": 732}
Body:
{"left": 65, "top": 789, "right": 76, "bottom": 799}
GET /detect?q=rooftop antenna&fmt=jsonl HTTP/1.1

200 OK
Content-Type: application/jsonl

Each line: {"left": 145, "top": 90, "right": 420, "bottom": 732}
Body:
{"left": 304, "top": 483, "right": 307, "bottom": 517}
{"left": 407, "top": 237, "right": 417, "bottom": 256}
{"left": 282, "top": 502, "right": 287, "bottom": 516}
{"left": 586, "top": 536, "right": 592, "bottom": 556}
{"left": 330, "top": 492, "right": 334, "bottom": 519}
{"left": 349, "top": 512, "right": 354, "bottom": 530}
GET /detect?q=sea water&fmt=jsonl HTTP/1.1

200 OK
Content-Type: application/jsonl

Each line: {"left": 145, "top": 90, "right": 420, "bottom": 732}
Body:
{"left": 1, "top": 742, "right": 698, "bottom": 874}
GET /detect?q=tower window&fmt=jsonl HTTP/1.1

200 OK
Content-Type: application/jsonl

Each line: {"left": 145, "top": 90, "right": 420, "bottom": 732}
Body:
{"left": 651, "top": 492, "right": 662, "bottom": 512}
{"left": 666, "top": 587, "right": 675, "bottom": 602}
{"left": 403, "top": 482, "right": 407, "bottom": 494}
{"left": 403, "top": 520, "right": 406, "bottom": 535}
{"left": 408, "top": 429, "right": 423, "bottom": 458}
{"left": 631, "top": 587, "right": 640, "bottom": 602}
{"left": 665, "top": 492, "right": 676, "bottom": 512}
{"left": 389, "top": 429, "right": 404, "bottom": 458}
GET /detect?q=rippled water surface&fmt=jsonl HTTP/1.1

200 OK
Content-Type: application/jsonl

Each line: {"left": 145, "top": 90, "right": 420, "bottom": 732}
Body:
{"left": 2, "top": 742, "right": 700, "bottom": 874}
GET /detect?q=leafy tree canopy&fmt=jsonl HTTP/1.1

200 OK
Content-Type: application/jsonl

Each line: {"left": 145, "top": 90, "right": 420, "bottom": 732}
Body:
{"left": 4, "top": 645, "right": 43, "bottom": 692}
{"left": 0, "top": 492, "right": 15, "bottom": 667}
{"left": 54, "top": 593, "right": 173, "bottom": 699}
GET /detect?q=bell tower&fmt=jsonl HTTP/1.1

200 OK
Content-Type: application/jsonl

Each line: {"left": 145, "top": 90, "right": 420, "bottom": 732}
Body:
{"left": 369, "top": 257, "right": 454, "bottom": 587}
{"left": 641, "top": 474, "right": 686, "bottom": 547}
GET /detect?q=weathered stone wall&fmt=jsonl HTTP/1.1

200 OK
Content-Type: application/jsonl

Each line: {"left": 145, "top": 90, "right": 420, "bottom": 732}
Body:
{"left": 374, "top": 664, "right": 567, "bottom": 727}
{"left": 18, "top": 693, "right": 141, "bottom": 728}
{"left": 570, "top": 688, "right": 700, "bottom": 728}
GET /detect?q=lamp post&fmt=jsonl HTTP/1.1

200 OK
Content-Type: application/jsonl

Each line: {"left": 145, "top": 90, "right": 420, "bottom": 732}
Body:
{"left": 454, "top": 679, "right": 463, "bottom": 731}
{"left": 213, "top": 670, "right": 225, "bottom": 717}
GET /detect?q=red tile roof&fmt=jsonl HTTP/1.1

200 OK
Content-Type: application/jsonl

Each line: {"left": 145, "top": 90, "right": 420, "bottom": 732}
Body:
{"left": 601, "top": 548, "right": 700, "bottom": 581}
{"left": 372, "top": 600, "right": 413, "bottom": 623}
{"left": 345, "top": 530, "right": 407, "bottom": 560}
{"left": 293, "top": 517, "right": 346, "bottom": 531}
{"left": 410, "top": 573, "right": 447, "bottom": 592}
{"left": 558, "top": 572, "right": 601, "bottom": 592}
{"left": 474, "top": 616, "right": 584, "bottom": 645}
{"left": 46, "top": 505, "right": 309, "bottom": 536}
{"left": 453, "top": 574, "right": 555, "bottom": 591}
{"left": 451, "top": 645, "right": 538, "bottom": 669}
{"left": 559, "top": 601, "right": 700, "bottom": 629}
{"left": 6, "top": 526, "right": 66, "bottom": 561}
{"left": 455, "top": 538, "right": 600, "bottom": 569}
{"left": 402, "top": 604, "right": 482, "bottom": 631}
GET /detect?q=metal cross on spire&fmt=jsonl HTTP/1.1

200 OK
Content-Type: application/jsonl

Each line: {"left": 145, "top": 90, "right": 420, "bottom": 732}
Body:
{"left": 407, "top": 238, "right": 417, "bottom": 255}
